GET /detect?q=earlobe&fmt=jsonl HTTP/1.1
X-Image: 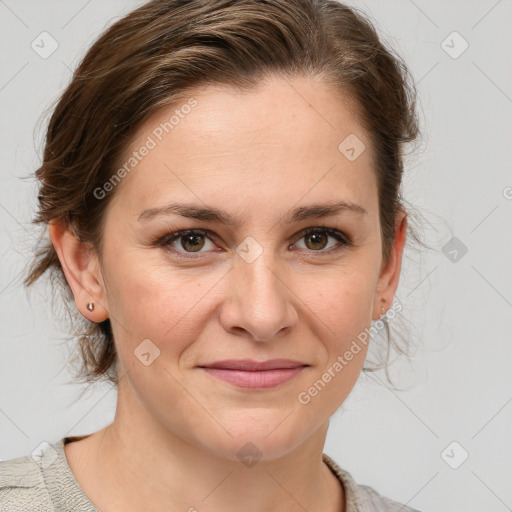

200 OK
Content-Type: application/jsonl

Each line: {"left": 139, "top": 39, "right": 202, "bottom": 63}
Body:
{"left": 48, "top": 219, "right": 109, "bottom": 322}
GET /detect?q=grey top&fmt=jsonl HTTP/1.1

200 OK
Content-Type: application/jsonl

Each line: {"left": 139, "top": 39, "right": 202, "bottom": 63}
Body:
{"left": 0, "top": 436, "right": 421, "bottom": 511}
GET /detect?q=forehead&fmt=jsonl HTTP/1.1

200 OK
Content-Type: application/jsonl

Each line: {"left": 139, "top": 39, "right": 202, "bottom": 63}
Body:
{"left": 107, "top": 75, "right": 377, "bottom": 221}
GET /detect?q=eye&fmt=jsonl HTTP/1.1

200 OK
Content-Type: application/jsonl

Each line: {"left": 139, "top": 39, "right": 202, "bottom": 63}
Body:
{"left": 155, "top": 229, "right": 217, "bottom": 258}
{"left": 291, "top": 227, "right": 352, "bottom": 255}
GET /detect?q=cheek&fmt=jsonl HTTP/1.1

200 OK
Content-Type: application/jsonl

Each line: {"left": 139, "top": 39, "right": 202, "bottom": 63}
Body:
{"left": 291, "top": 265, "right": 376, "bottom": 407}
{"left": 294, "top": 266, "right": 377, "bottom": 339}
{"left": 103, "top": 249, "right": 213, "bottom": 356}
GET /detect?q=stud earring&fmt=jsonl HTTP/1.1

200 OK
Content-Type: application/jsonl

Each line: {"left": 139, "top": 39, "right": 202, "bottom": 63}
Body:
{"left": 86, "top": 302, "right": 95, "bottom": 312}
{"left": 380, "top": 297, "right": 386, "bottom": 319}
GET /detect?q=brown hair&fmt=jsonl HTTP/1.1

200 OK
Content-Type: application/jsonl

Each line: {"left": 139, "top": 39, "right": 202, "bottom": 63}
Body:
{"left": 24, "top": 0, "right": 423, "bottom": 387}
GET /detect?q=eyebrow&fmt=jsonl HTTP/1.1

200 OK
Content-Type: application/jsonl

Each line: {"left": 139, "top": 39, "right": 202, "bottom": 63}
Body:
{"left": 137, "top": 199, "right": 367, "bottom": 225}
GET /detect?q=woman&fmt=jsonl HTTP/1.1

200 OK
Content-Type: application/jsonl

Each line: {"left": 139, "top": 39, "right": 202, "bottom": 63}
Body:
{"left": 0, "top": 0, "right": 423, "bottom": 510}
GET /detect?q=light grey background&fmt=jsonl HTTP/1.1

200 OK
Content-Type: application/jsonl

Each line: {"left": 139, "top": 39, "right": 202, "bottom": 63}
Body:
{"left": 1, "top": 1, "right": 511, "bottom": 511}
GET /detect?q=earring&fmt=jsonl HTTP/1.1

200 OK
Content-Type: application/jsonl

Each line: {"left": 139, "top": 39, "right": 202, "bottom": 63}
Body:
{"left": 380, "top": 298, "right": 386, "bottom": 319}
{"left": 86, "top": 302, "right": 95, "bottom": 312}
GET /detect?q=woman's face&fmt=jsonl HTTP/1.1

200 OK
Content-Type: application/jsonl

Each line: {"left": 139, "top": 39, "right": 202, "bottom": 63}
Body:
{"left": 82, "top": 75, "right": 405, "bottom": 460}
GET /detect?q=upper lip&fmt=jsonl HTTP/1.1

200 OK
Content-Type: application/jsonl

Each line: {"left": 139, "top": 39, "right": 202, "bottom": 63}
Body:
{"left": 198, "top": 359, "right": 308, "bottom": 371}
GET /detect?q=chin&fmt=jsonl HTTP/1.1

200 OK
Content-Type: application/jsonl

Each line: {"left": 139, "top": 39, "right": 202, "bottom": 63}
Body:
{"left": 209, "top": 433, "right": 302, "bottom": 464}
{"left": 193, "top": 410, "right": 317, "bottom": 464}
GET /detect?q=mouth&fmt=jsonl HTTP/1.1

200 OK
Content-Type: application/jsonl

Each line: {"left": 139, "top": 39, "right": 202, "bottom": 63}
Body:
{"left": 197, "top": 359, "right": 309, "bottom": 389}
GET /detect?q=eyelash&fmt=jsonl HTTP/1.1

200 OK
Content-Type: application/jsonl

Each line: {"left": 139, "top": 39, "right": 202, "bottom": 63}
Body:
{"left": 152, "top": 227, "right": 353, "bottom": 259}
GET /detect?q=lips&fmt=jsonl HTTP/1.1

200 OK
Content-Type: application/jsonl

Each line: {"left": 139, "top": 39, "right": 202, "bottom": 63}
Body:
{"left": 200, "top": 359, "right": 307, "bottom": 371}
{"left": 198, "top": 359, "right": 308, "bottom": 389}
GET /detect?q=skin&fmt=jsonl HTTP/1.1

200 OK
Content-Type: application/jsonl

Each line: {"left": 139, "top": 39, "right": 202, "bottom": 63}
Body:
{"left": 49, "top": 74, "right": 407, "bottom": 512}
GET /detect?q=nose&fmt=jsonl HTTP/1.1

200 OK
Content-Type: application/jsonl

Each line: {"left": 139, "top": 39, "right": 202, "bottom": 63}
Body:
{"left": 219, "top": 248, "right": 298, "bottom": 342}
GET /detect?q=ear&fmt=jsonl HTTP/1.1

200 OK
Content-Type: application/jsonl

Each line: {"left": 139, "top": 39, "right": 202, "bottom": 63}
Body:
{"left": 48, "top": 219, "right": 109, "bottom": 322}
{"left": 372, "top": 209, "right": 407, "bottom": 321}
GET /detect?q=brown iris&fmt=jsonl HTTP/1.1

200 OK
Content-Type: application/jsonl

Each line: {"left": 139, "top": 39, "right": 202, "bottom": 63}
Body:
{"left": 304, "top": 232, "right": 328, "bottom": 251}
{"left": 181, "top": 233, "right": 205, "bottom": 252}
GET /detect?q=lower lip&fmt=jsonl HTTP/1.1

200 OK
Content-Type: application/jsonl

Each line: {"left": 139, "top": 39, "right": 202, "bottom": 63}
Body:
{"left": 201, "top": 367, "right": 306, "bottom": 389}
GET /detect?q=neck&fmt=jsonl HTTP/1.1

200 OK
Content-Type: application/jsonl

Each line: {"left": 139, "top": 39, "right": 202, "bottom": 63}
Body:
{"left": 65, "top": 382, "right": 345, "bottom": 512}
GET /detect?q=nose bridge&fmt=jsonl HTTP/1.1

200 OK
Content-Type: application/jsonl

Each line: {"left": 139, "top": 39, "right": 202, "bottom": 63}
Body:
{"left": 237, "top": 243, "right": 282, "bottom": 301}
{"left": 225, "top": 238, "right": 295, "bottom": 340}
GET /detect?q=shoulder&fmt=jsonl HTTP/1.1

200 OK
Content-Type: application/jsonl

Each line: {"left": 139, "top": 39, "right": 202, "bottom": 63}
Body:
{"left": 322, "top": 453, "right": 423, "bottom": 512}
{"left": 0, "top": 441, "right": 61, "bottom": 511}
{"left": 355, "top": 483, "right": 423, "bottom": 512}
